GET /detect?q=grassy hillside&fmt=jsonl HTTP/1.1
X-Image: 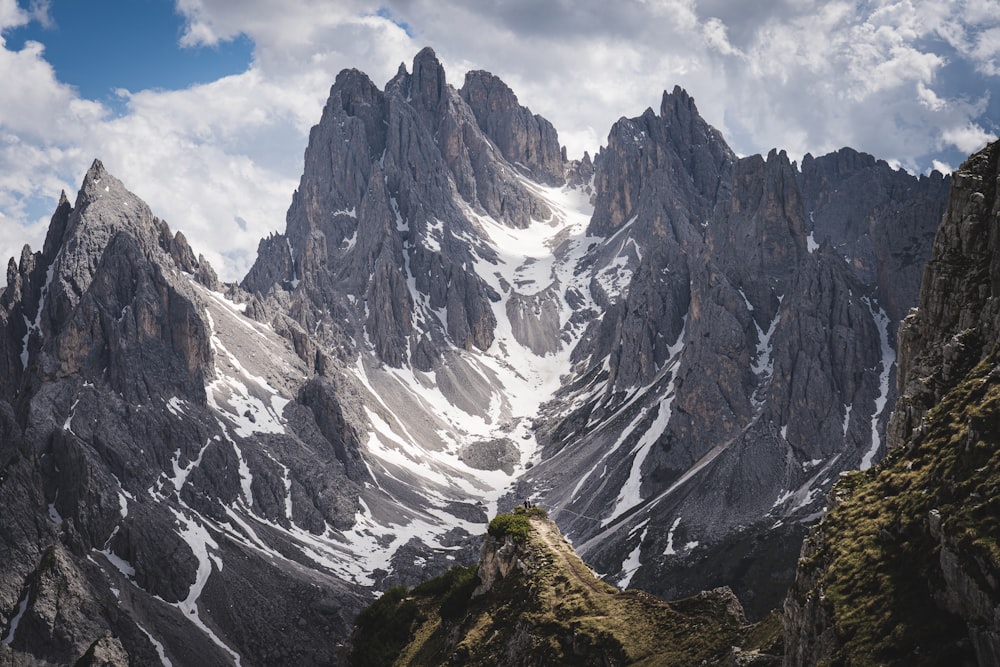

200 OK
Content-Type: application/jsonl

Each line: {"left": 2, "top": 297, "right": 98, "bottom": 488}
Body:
{"left": 350, "top": 507, "right": 782, "bottom": 666}
{"left": 787, "top": 350, "right": 1000, "bottom": 664}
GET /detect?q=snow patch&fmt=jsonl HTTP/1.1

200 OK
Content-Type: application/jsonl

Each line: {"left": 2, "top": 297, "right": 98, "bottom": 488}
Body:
{"left": 48, "top": 498, "right": 63, "bottom": 524}
{"left": 662, "top": 516, "right": 682, "bottom": 556}
{"left": 168, "top": 441, "right": 211, "bottom": 493}
{"left": 807, "top": 231, "right": 819, "bottom": 253}
{"left": 751, "top": 302, "right": 781, "bottom": 399}
{"left": 166, "top": 396, "right": 187, "bottom": 418}
{"left": 135, "top": 621, "right": 172, "bottom": 666}
{"left": 19, "top": 264, "right": 54, "bottom": 368}
{"left": 99, "top": 548, "right": 136, "bottom": 578}
{"left": 860, "top": 299, "right": 893, "bottom": 470}
{"left": 617, "top": 522, "right": 648, "bottom": 589}
{"left": 802, "top": 458, "right": 824, "bottom": 471}
{"left": 63, "top": 398, "right": 80, "bottom": 432}
{"left": 0, "top": 592, "right": 29, "bottom": 647}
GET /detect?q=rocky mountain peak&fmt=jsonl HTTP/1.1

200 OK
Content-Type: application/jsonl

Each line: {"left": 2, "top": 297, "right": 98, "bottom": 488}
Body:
{"left": 659, "top": 84, "right": 695, "bottom": 123}
{"left": 40, "top": 191, "right": 72, "bottom": 263}
{"left": 460, "top": 69, "right": 565, "bottom": 185}
{"left": 590, "top": 85, "right": 735, "bottom": 236}
{"left": 1, "top": 159, "right": 370, "bottom": 665}
{"left": 243, "top": 48, "right": 566, "bottom": 369}
{"left": 409, "top": 46, "right": 448, "bottom": 128}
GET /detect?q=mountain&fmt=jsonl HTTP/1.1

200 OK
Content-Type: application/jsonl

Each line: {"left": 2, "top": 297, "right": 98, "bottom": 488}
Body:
{"left": 0, "top": 162, "right": 368, "bottom": 665}
{"left": 0, "top": 47, "right": 952, "bottom": 664}
{"left": 783, "top": 140, "right": 1000, "bottom": 665}
{"left": 239, "top": 47, "right": 948, "bottom": 616}
{"left": 519, "top": 95, "right": 948, "bottom": 615}
{"left": 349, "top": 508, "right": 782, "bottom": 666}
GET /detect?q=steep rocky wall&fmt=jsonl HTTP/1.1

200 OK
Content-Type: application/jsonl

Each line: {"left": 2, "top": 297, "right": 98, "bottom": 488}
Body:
{"left": 889, "top": 141, "right": 1000, "bottom": 449}
{"left": 460, "top": 70, "right": 565, "bottom": 186}
{"left": 783, "top": 140, "right": 1000, "bottom": 666}
{"left": 526, "top": 88, "right": 946, "bottom": 619}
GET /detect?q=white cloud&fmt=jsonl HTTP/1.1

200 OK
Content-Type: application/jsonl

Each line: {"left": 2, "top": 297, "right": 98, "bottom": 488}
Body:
{"left": 0, "top": 0, "right": 997, "bottom": 282}
{"left": 0, "top": 0, "right": 27, "bottom": 31}
{"left": 703, "top": 17, "right": 743, "bottom": 57}
{"left": 931, "top": 159, "right": 954, "bottom": 174}
{"left": 942, "top": 121, "right": 995, "bottom": 153}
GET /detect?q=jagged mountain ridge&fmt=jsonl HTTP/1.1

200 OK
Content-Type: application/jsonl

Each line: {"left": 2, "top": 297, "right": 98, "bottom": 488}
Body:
{"left": 0, "top": 46, "right": 950, "bottom": 664}
{"left": 238, "top": 51, "right": 947, "bottom": 616}
{"left": 238, "top": 47, "right": 948, "bottom": 616}
{"left": 0, "top": 162, "right": 371, "bottom": 665}
{"left": 515, "top": 95, "right": 948, "bottom": 612}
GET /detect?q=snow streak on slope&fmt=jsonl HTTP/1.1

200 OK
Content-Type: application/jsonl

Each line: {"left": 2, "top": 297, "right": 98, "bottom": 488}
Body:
{"left": 860, "top": 298, "right": 893, "bottom": 470}
{"left": 170, "top": 508, "right": 242, "bottom": 665}
{"left": 602, "top": 328, "right": 686, "bottom": 527}
{"left": 468, "top": 181, "right": 599, "bottom": 431}
{"left": 617, "top": 520, "right": 649, "bottom": 589}
{"left": 19, "top": 264, "right": 53, "bottom": 368}
{"left": 349, "top": 180, "right": 599, "bottom": 515}
{"left": 130, "top": 182, "right": 606, "bottom": 601}
{"left": 0, "top": 593, "right": 28, "bottom": 647}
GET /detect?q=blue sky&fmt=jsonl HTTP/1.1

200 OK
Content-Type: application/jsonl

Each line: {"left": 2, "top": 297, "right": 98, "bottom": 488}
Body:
{"left": 4, "top": 1, "right": 252, "bottom": 106}
{"left": 0, "top": 0, "right": 997, "bottom": 281}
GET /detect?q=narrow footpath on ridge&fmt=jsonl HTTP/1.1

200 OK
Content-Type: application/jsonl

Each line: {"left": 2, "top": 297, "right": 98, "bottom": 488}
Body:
{"left": 531, "top": 516, "right": 619, "bottom": 596}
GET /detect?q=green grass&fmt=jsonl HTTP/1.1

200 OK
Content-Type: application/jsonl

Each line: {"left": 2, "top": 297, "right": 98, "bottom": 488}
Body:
{"left": 356, "top": 512, "right": 777, "bottom": 666}
{"left": 411, "top": 564, "right": 480, "bottom": 620}
{"left": 794, "top": 350, "right": 1000, "bottom": 664}
{"left": 349, "top": 585, "right": 419, "bottom": 667}
{"left": 487, "top": 506, "right": 547, "bottom": 543}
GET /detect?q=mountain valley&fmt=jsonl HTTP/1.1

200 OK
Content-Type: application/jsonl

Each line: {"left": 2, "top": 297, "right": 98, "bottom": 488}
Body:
{"left": 2, "top": 47, "right": 993, "bottom": 666}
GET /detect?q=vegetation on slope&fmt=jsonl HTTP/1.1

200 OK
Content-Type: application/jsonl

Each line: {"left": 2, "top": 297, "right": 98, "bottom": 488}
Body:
{"left": 487, "top": 504, "right": 547, "bottom": 542}
{"left": 350, "top": 508, "right": 782, "bottom": 665}
{"left": 790, "top": 350, "right": 1000, "bottom": 664}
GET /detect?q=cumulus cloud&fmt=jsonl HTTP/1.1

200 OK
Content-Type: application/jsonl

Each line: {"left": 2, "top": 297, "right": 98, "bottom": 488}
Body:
{"left": 942, "top": 121, "right": 996, "bottom": 153}
{"left": 0, "top": 0, "right": 997, "bottom": 281}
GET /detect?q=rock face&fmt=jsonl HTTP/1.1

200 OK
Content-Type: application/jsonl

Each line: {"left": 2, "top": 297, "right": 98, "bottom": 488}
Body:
{"left": 242, "top": 47, "right": 553, "bottom": 368}
{"left": 520, "top": 89, "right": 947, "bottom": 617}
{"left": 460, "top": 70, "right": 565, "bottom": 186}
{"left": 0, "top": 48, "right": 957, "bottom": 663}
{"left": 782, "top": 141, "right": 1000, "bottom": 665}
{"left": 0, "top": 161, "right": 368, "bottom": 665}
{"left": 890, "top": 141, "right": 1000, "bottom": 449}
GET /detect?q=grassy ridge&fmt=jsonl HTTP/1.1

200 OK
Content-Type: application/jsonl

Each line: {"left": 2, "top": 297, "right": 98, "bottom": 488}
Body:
{"left": 794, "top": 351, "right": 1000, "bottom": 663}
{"left": 350, "top": 510, "right": 782, "bottom": 665}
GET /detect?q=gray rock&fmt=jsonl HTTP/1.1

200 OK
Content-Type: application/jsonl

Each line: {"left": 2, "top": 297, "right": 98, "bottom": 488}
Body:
{"left": 459, "top": 438, "right": 520, "bottom": 475}
{"left": 460, "top": 70, "right": 565, "bottom": 186}
{"left": 522, "top": 88, "right": 946, "bottom": 618}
